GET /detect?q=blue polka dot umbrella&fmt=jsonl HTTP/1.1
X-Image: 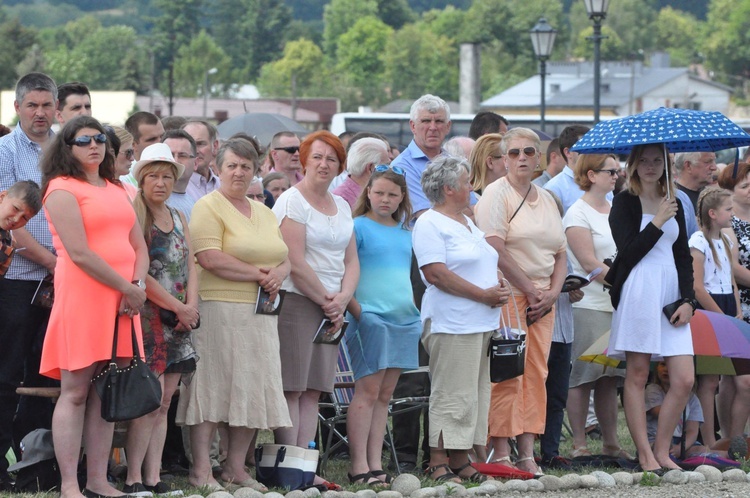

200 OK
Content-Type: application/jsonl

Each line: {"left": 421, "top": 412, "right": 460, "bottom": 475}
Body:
{"left": 571, "top": 107, "right": 750, "bottom": 155}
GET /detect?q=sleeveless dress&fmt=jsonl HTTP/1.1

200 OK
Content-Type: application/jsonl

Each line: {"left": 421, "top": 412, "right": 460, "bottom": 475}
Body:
{"left": 140, "top": 207, "right": 198, "bottom": 377}
{"left": 40, "top": 178, "right": 143, "bottom": 380}
{"left": 608, "top": 215, "right": 693, "bottom": 360}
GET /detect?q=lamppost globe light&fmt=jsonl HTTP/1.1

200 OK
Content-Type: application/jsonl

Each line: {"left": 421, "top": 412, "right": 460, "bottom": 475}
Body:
{"left": 530, "top": 17, "right": 557, "bottom": 133}
{"left": 583, "top": 0, "right": 610, "bottom": 124}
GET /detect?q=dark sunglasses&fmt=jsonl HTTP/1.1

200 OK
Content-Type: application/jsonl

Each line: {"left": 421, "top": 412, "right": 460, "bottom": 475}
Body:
{"left": 122, "top": 148, "right": 135, "bottom": 160}
{"left": 71, "top": 134, "right": 107, "bottom": 147}
{"left": 595, "top": 169, "right": 619, "bottom": 177}
{"left": 374, "top": 164, "right": 405, "bottom": 176}
{"left": 506, "top": 146, "right": 537, "bottom": 159}
{"left": 274, "top": 146, "right": 299, "bottom": 154}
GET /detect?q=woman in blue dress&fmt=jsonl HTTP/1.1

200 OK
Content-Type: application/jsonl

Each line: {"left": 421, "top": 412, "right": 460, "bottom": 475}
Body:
{"left": 344, "top": 166, "right": 420, "bottom": 486}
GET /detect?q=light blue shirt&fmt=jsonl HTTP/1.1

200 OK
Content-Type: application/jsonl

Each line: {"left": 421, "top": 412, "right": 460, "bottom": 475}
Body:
{"left": 0, "top": 126, "right": 55, "bottom": 280}
{"left": 186, "top": 171, "right": 220, "bottom": 201}
{"left": 394, "top": 140, "right": 476, "bottom": 216}
{"left": 167, "top": 192, "right": 195, "bottom": 223}
{"left": 551, "top": 261, "right": 575, "bottom": 344}
{"left": 675, "top": 188, "right": 699, "bottom": 237}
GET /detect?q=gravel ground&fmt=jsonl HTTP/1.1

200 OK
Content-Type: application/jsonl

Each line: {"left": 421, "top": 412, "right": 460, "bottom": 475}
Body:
{"left": 535, "top": 481, "right": 750, "bottom": 497}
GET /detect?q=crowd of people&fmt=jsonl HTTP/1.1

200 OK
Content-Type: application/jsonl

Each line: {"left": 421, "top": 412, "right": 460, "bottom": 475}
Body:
{"left": 4, "top": 71, "right": 750, "bottom": 497}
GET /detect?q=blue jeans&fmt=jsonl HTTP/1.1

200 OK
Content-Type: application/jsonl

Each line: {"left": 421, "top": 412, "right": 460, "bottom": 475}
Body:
{"left": 540, "top": 341, "right": 571, "bottom": 461}
{"left": 0, "top": 278, "right": 54, "bottom": 475}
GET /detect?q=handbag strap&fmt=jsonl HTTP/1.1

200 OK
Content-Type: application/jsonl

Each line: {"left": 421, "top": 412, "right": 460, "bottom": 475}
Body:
{"left": 500, "top": 278, "right": 523, "bottom": 334}
{"left": 109, "top": 316, "right": 139, "bottom": 362}
{"left": 508, "top": 184, "right": 532, "bottom": 224}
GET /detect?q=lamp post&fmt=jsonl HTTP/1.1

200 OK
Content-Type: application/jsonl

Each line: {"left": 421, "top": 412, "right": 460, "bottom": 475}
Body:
{"left": 584, "top": 0, "right": 610, "bottom": 123}
{"left": 529, "top": 18, "right": 557, "bottom": 134}
{"left": 203, "top": 67, "right": 218, "bottom": 118}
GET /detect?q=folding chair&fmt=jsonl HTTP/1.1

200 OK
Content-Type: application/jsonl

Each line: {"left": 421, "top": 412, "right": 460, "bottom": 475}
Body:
{"left": 317, "top": 343, "right": 355, "bottom": 475}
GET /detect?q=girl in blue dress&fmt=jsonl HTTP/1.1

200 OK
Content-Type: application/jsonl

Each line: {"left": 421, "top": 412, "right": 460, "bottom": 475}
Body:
{"left": 345, "top": 166, "right": 420, "bottom": 486}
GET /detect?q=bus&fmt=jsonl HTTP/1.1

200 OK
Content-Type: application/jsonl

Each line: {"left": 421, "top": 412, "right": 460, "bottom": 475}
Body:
{"left": 329, "top": 112, "right": 617, "bottom": 148}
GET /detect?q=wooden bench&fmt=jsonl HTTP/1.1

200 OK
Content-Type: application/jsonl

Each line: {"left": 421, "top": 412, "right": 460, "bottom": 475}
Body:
{"left": 15, "top": 386, "right": 61, "bottom": 399}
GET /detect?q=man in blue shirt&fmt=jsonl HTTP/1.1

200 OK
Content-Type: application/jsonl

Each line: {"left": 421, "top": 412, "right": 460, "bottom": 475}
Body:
{"left": 0, "top": 72, "right": 58, "bottom": 490}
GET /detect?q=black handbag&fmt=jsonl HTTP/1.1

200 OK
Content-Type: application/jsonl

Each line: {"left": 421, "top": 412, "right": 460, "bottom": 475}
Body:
{"left": 488, "top": 282, "right": 526, "bottom": 383}
{"left": 92, "top": 317, "right": 162, "bottom": 422}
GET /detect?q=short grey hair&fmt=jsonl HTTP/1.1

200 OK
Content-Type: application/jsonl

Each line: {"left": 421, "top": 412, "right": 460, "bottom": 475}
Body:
{"left": 347, "top": 137, "right": 388, "bottom": 177}
{"left": 674, "top": 151, "right": 701, "bottom": 174}
{"left": 443, "top": 136, "right": 474, "bottom": 160}
{"left": 15, "top": 72, "right": 57, "bottom": 105}
{"left": 410, "top": 94, "right": 451, "bottom": 122}
{"left": 500, "top": 127, "right": 541, "bottom": 155}
{"left": 421, "top": 154, "right": 470, "bottom": 206}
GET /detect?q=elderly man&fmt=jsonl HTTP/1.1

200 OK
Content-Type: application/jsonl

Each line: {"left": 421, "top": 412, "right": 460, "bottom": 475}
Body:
{"left": 268, "top": 131, "right": 303, "bottom": 186}
{"left": 182, "top": 120, "right": 221, "bottom": 200}
{"left": 55, "top": 81, "right": 92, "bottom": 126}
{"left": 0, "top": 72, "right": 58, "bottom": 490}
{"left": 443, "top": 135, "right": 475, "bottom": 160}
{"left": 332, "top": 137, "right": 390, "bottom": 207}
{"left": 675, "top": 151, "right": 717, "bottom": 212}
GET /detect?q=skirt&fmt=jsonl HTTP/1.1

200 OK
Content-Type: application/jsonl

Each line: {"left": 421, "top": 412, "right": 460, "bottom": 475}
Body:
{"left": 176, "top": 299, "right": 291, "bottom": 429}
{"left": 569, "top": 308, "right": 624, "bottom": 388}
{"left": 277, "top": 292, "right": 339, "bottom": 393}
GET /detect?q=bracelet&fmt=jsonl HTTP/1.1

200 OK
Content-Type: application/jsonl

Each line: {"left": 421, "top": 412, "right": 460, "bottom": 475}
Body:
{"left": 682, "top": 298, "right": 698, "bottom": 313}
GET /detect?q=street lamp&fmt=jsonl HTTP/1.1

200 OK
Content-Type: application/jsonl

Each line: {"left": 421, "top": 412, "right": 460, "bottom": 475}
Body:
{"left": 584, "top": 0, "right": 610, "bottom": 123}
{"left": 529, "top": 17, "right": 557, "bottom": 133}
{"left": 203, "top": 67, "right": 218, "bottom": 118}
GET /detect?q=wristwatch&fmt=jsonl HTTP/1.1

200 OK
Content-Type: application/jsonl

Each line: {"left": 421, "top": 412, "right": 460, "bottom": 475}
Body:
{"left": 683, "top": 297, "right": 698, "bottom": 313}
{"left": 131, "top": 279, "right": 146, "bottom": 290}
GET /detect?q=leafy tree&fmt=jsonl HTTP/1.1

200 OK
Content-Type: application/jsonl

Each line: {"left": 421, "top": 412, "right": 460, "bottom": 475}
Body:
{"left": 322, "top": 0, "right": 378, "bottom": 57}
{"left": 173, "top": 30, "right": 232, "bottom": 97}
{"left": 703, "top": 0, "right": 750, "bottom": 82}
{"left": 654, "top": 7, "right": 700, "bottom": 67}
{"left": 257, "top": 38, "right": 327, "bottom": 97}
{"left": 376, "top": 0, "right": 415, "bottom": 29}
{"left": 0, "top": 17, "right": 38, "bottom": 88}
{"left": 572, "top": 25, "right": 627, "bottom": 60}
{"left": 335, "top": 16, "right": 392, "bottom": 108}
{"left": 284, "top": 19, "right": 324, "bottom": 46}
{"left": 421, "top": 6, "right": 466, "bottom": 43}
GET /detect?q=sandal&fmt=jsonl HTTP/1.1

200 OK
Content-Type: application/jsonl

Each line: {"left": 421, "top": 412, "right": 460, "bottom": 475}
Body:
{"left": 488, "top": 456, "right": 517, "bottom": 468}
{"left": 449, "top": 462, "right": 490, "bottom": 483}
{"left": 570, "top": 446, "right": 593, "bottom": 459}
{"left": 348, "top": 472, "right": 382, "bottom": 487}
{"left": 426, "top": 464, "right": 461, "bottom": 483}
{"left": 516, "top": 457, "right": 544, "bottom": 477}
{"left": 370, "top": 469, "right": 393, "bottom": 484}
{"left": 602, "top": 445, "right": 634, "bottom": 460}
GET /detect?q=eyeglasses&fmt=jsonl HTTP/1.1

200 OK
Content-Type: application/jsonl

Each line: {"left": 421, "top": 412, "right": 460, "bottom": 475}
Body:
{"left": 595, "top": 169, "right": 619, "bottom": 177}
{"left": 173, "top": 152, "right": 196, "bottom": 160}
{"left": 246, "top": 193, "right": 266, "bottom": 201}
{"left": 274, "top": 146, "right": 299, "bottom": 154}
{"left": 122, "top": 148, "right": 135, "bottom": 160}
{"left": 71, "top": 134, "right": 107, "bottom": 147}
{"left": 505, "top": 147, "right": 537, "bottom": 159}
{"left": 374, "top": 164, "right": 405, "bottom": 176}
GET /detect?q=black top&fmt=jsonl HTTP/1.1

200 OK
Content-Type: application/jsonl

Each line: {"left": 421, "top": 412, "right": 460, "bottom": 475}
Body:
{"left": 604, "top": 190, "right": 694, "bottom": 309}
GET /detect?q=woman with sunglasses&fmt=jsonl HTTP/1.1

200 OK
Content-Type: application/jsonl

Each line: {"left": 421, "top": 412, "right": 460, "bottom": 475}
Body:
{"left": 39, "top": 116, "right": 149, "bottom": 498}
{"left": 110, "top": 126, "right": 137, "bottom": 200}
{"left": 474, "top": 127, "right": 567, "bottom": 477}
{"left": 342, "top": 166, "right": 419, "bottom": 486}
{"left": 273, "top": 131, "right": 358, "bottom": 489}
{"left": 468, "top": 133, "right": 506, "bottom": 196}
{"left": 562, "top": 154, "right": 629, "bottom": 460}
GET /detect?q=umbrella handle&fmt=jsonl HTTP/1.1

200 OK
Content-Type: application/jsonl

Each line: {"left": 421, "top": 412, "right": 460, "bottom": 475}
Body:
{"left": 664, "top": 146, "right": 671, "bottom": 200}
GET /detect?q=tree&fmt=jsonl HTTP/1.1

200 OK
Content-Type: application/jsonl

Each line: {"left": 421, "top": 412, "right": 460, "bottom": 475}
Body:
{"left": 173, "top": 30, "right": 232, "bottom": 97}
{"left": 257, "top": 38, "right": 327, "bottom": 97}
{"left": 0, "top": 17, "right": 38, "bottom": 89}
{"left": 572, "top": 25, "right": 627, "bottom": 61}
{"left": 655, "top": 7, "right": 701, "bottom": 67}
{"left": 322, "top": 0, "right": 378, "bottom": 58}
{"left": 376, "top": 0, "right": 415, "bottom": 29}
{"left": 335, "top": 16, "right": 392, "bottom": 108}
{"left": 703, "top": 0, "right": 750, "bottom": 82}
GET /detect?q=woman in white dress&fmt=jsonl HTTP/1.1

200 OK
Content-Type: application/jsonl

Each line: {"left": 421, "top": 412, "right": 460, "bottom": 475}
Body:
{"left": 605, "top": 143, "right": 696, "bottom": 473}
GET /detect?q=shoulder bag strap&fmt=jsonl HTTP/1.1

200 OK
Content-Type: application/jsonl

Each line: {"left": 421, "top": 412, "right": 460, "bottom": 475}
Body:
{"left": 508, "top": 184, "right": 533, "bottom": 224}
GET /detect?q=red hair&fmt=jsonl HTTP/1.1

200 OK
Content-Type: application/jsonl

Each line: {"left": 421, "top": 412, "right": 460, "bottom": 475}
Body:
{"left": 299, "top": 130, "right": 346, "bottom": 175}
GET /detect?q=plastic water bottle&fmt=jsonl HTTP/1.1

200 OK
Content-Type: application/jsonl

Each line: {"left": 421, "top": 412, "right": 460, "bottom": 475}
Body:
{"left": 308, "top": 441, "right": 316, "bottom": 450}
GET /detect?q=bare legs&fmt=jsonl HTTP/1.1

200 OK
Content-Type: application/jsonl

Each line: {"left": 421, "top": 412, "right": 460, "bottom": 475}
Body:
{"left": 54, "top": 363, "right": 123, "bottom": 498}
{"left": 275, "top": 390, "right": 321, "bottom": 446}
{"left": 624, "top": 352, "right": 693, "bottom": 471}
{"left": 567, "top": 377, "right": 623, "bottom": 453}
{"left": 125, "top": 373, "right": 181, "bottom": 486}
{"left": 696, "top": 374, "right": 720, "bottom": 447}
{"left": 188, "top": 421, "right": 220, "bottom": 488}
{"left": 346, "top": 368, "right": 401, "bottom": 483}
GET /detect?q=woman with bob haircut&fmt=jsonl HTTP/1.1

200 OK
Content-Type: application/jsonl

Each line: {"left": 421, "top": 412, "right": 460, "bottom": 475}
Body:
{"left": 40, "top": 115, "right": 149, "bottom": 498}
{"left": 605, "top": 143, "right": 695, "bottom": 473}
{"left": 273, "top": 130, "right": 358, "bottom": 488}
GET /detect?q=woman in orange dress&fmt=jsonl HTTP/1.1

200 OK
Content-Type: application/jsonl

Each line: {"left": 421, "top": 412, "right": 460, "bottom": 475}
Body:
{"left": 39, "top": 116, "right": 149, "bottom": 498}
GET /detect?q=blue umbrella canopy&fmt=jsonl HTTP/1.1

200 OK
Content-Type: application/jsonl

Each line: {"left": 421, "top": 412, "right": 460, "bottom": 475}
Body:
{"left": 571, "top": 107, "right": 750, "bottom": 155}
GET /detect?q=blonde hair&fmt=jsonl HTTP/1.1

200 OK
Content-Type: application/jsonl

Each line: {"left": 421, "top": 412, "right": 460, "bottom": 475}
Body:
{"left": 696, "top": 186, "right": 733, "bottom": 271}
{"left": 468, "top": 133, "right": 503, "bottom": 192}
{"left": 626, "top": 144, "right": 675, "bottom": 197}
{"left": 133, "top": 161, "right": 178, "bottom": 244}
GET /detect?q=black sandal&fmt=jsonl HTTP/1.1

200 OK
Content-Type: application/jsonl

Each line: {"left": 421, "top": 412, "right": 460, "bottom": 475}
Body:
{"left": 347, "top": 472, "right": 382, "bottom": 487}
{"left": 370, "top": 469, "right": 393, "bottom": 484}
{"left": 450, "top": 462, "right": 489, "bottom": 483}
{"left": 426, "top": 464, "right": 461, "bottom": 483}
